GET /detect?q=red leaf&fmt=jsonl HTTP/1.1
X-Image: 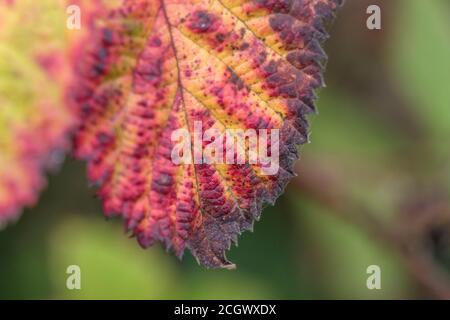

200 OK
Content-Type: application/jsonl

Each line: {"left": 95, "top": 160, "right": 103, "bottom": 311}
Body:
{"left": 0, "top": 0, "right": 76, "bottom": 223}
{"left": 0, "top": 0, "right": 107, "bottom": 223}
{"left": 71, "top": 0, "right": 343, "bottom": 268}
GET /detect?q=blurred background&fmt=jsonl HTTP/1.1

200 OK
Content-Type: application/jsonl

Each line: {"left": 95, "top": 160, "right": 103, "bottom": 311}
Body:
{"left": 1, "top": 0, "right": 450, "bottom": 299}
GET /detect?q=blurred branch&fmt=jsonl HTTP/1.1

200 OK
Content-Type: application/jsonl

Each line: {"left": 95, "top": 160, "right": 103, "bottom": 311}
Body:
{"left": 293, "top": 160, "right": 450, "bottom": 299}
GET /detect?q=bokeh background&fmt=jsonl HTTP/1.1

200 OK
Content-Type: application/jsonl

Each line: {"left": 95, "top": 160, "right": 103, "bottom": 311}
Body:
{"left": 1, "top": 0, "right": 450, "bottom": 299}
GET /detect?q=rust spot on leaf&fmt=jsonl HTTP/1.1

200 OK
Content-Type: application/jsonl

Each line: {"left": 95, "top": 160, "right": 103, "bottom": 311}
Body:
{"left": 188, "top": 10, "right": 218, "bottom": 33}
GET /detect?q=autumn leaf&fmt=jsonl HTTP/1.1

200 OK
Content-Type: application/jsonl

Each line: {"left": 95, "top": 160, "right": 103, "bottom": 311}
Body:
{"left": 0, "top": 0, "right": 109, "bottom": 224}
{"left": 71, "top": 0, "right": 343, "bottom": 268}
{"left": 0, "top": 0, "right": 76, "bottom": 224}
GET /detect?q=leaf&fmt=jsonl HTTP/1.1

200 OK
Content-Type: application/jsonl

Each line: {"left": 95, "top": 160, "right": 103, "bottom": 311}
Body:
{"left": 71, "top": 0, "right": 343, "bottom": 268}
{"left": 0, "top": 0, "right": 75, "bottom": 224}
{"left": 0, "top": 0, "right": 109, "bottom": 224}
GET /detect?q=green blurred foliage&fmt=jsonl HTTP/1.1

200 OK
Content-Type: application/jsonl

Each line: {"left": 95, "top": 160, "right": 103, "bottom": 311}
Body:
{"left": 391, "top": 0, "right": 450, "bottom": 141}
{"left": 48, "top": 216, "right": 177, "bottom": 299}
{"left": 1, "top": 0, "right": 450, "bottom": 299}
{"left": 290, "top": 197, "right": 412, "bottom": 299}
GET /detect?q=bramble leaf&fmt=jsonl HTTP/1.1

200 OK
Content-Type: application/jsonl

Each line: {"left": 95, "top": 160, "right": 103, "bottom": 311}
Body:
{"left": 0, "top": 0, "right": 109, "bottom": 223}
{"left": 71, "top": 0, "right": 343, "bottom": 268}
{"left": 0, "top": 0, "right": 75, "bottom": 224}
